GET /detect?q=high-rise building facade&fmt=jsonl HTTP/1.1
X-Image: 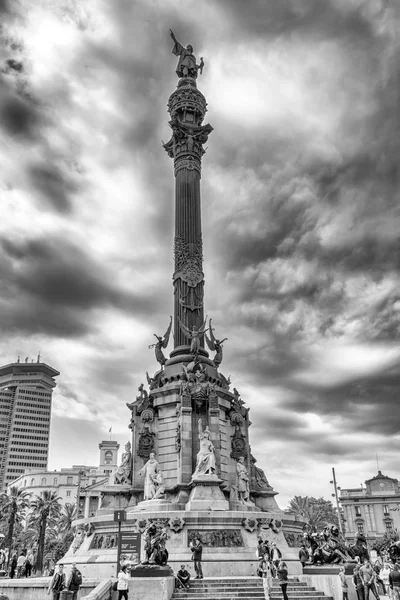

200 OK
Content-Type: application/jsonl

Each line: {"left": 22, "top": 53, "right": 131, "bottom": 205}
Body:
{"left": 0, "top": 359, "right": 59, "bottom": 490}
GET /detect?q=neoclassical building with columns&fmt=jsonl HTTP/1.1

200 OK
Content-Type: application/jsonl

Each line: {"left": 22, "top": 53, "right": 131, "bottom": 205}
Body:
{"left": 340, "top": 471, "right": 400, "bottom": 543}
{"left": 7, "top": 440, "right": 120, "bottom": 518}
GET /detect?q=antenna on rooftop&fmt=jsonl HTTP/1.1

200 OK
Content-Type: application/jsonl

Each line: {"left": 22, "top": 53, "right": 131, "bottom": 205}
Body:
{"left": 376, "top": 453, "right": 380, "bottom": 472}
{"left": 37, "top": 352, "right": 41, "bottom": 363}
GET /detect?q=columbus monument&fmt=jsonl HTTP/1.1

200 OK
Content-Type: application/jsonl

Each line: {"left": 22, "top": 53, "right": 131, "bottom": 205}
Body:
{"left": 62, "top": 30, "right": 304, "bottom": 578}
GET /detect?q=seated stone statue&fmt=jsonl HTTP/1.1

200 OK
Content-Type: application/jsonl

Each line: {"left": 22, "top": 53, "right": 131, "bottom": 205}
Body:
{"left": 114, "top": 441, "right": 132, "bottom": 485}
{"left": 193, "top": 419, "right": 216, "bottom": 477}
{"left": 152, "top": 470, "right": 166, "bottom": 500}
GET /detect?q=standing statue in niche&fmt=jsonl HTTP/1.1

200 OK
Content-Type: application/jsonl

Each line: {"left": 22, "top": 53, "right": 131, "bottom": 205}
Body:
{"left": 114, "top": 441, "right": 132, "bottom": 485}
{"left": 170, "top": 29, "right": 204, "bottom": 79}
{"left": 138, "top": 452, "right": 160, "bottom": 500}
{"left": 205, "top": 319, "right": 227, "bottom": 367}
{"left": 236, "top": 456, "right": 250, "bottom": 503}
{"left": 148, "top": 316, "right": 172, "bottom": 367}
{"left": 178, "top": 315, "right": 208, "bottom": 356}
{"left": 193, "top": 419, "right": 216, "bottom": 477}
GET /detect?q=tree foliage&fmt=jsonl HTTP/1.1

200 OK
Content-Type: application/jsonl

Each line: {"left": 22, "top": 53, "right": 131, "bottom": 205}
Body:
{"left": 29, "top": 491, "right": 62, "bottom": 574}
{"left": 0, "top": 486, "right": 30, "bottom": 563}
{"left": 285, "top": 495, "right": 341, "bottom": 531}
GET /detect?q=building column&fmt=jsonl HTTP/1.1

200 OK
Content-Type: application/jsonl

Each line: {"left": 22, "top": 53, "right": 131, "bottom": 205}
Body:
{"left": 84, "top": 495, "right": 90, "bottom": 518}
{"left": 369, "top": 504, "right": 377, "bottom": 531}
{"left": 364, "top": 504, "right": 372, "bottom": 533}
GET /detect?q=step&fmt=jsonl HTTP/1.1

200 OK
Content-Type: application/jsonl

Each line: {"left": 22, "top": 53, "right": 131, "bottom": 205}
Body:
{"left": 183, "top": 577, "right": 313, "bottom": 590}
{"left": 173, "top": 596, "right": 331, "bottom": 600}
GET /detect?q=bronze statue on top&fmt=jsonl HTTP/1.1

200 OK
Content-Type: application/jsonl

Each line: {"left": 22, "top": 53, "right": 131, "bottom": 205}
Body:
{"left": 170, "top": 29, "right": 204, "bottom": 79}
{"left": 205, "top": 319, "right": 227, "bottom": 366}
{"left": 149, "top": 316, "right": 172, "bottom": 367}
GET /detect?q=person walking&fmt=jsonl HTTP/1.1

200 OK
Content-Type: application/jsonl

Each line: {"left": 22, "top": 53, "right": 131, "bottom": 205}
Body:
{"left": 176, "top": 564, "right": 191, "bottom": 589}
{"left": 353, "top": 564, "right": 365, "bottom": 600}
{"left": 339, "top": 566, "right": 349, "bottom": 600}
{"left": 389, "top": 564, "right": 400, "bottom": 600}
{"left": 299, "top": 545, "right": 309, "bottom": 569}
{"left": 374, "top": 560, "right": 387, "bottom": 595}
{"left": 9, "top": 555, "right": 17, "bottom": 579}
{"left": 380, "top": 563, "right": 391, "bottom": 599}
{"left": 66, "top": 563, "right": 82, "bottom": 600}
{"left": 360, "top": 560, "right": 380, "bottom": 600}
{"left": 16, "top": 550, "right": 26, "bottom": 578}
{"left": 271, "top": 542, "right": 283, "bottom": 576}
{"left": 116, "top": 564, "right": 129, "bottom": 600}
{"left": 261, "top": 557, "right": 274, "bottom": 600}
{"left": 24, "top": 551, "right": 33, "bottom": 578}
{"left": 47, "top": 564, "right": 66, "bottom": 600}
{"left": 277, "top": 560, "right": 289, "bottom": 600}
{"left": 190, "top": 537, "right": 203, "bottom": 579}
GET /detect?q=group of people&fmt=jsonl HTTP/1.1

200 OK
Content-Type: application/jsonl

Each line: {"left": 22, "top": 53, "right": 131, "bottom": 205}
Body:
{"left": 346, "top": 559, "right": 400, "bottom": 600}
{"left": 47, "top": 563, "right": 82, "bottom": 600}
{"left": 257, "top": 538, "right": 289, "bottom": 600}
{"left": 174, "top": 537, "right": 203, "bottom": 589}
{"left": 3, "top": 549, "right": 34, "bottom": 578}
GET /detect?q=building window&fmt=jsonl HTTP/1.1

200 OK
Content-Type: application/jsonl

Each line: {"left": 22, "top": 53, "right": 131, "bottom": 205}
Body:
{"left": 92, "top": 479, "right": 96, "bottom": 485}
{"left": 385, "top": 520, "right": 393, "bottom": 533}
{"left": 383, "top": 505, "right": 390, "bottom": 516}
{"left": 24, "top": 479, "right": 27, "bottom": 487}
{"left": 355, "top": 506, "right": 362, "bottom": 517}
{"left": 66, "top": 490, "right": 71, "bottom": 497}
{"left": 105, "top": 470, "right": 111, "bottom": 476}
{"left": 53, "top": 477, "right": 58, "bottom": 485}
{"left": 105, "top": 450, "right": 113, "bottom": 465}
{"left": 67, "top": 476, "right": 73, "bottom": 485}
{"left": 41, "top": 477, "right": 47, "bottom": 485}
{"left": 30, "top": 478, "right": 35, "bottom": 486}
{"left": 357, "top": 522, "right": 364, "bottom": 535}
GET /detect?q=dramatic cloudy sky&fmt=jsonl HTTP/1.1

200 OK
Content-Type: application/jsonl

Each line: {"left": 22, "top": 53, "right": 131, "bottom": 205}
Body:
{"left": 1, "top": 0, "right": 400, "bottom": 507}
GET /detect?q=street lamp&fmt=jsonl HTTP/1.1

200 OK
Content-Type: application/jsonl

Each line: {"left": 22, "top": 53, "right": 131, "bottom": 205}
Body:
{"left": 330, "top": 467, "right": 344, "bottom": 536}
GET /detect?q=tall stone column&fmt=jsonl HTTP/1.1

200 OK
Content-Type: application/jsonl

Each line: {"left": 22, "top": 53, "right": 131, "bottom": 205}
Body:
{"left": 164, "top": 76, "right": 212, "bottom": 353}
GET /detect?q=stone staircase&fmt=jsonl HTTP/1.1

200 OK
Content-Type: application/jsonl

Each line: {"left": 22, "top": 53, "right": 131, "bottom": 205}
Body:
{"left": 172, "top": 577, "right": 334, "bottom": 600}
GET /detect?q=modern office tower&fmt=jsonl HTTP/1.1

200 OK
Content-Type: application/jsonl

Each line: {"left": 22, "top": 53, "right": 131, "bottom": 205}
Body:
{"left": 0, "top": 358, "right": 59, "bottom": 490}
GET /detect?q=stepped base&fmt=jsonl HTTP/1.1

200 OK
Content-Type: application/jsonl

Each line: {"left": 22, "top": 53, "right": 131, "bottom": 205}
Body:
{"left": 171, "top": 577, "right": 334, "bottom": 600}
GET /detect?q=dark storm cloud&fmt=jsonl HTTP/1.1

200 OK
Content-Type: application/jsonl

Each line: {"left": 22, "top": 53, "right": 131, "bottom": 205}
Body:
{"left": 0, "top": 236, "right": 162, "bottom": 337}
{"left": 29, "top": 164, "right": 76, "bottom": 214}
{"left": 216, "top": 0, "right": 376, "bottom": 41}
{"left": 0, "top": 93, "right": 38, "bottom": 138}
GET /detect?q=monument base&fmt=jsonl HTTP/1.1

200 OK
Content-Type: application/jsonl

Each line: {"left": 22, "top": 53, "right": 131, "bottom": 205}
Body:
{"left": 186, "top": 474, "right": 229, "bottom": 511}
{"left": 131, "top": 564, "right": 174, "bottom": 577}
{"left": 131, "top": 499, "right": 174, "bottom": 512}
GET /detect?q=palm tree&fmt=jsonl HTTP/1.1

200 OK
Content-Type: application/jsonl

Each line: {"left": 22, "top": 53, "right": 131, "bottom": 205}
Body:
{"left": 29, "top": 491, "right": 61, "bottom": 574}
{"left": 286, "top": 495, "right": 332, "bottom": 531}
{"left": 59, "top": 503, "right": 76, "bottom": 534}
{"left": 0, "top": 486, "right": 30, "bottom": 566}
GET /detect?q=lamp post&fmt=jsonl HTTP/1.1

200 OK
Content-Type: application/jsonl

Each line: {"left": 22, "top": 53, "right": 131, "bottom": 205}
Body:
{"left": 330, "top": 467, "right": 344, "bottom": 536}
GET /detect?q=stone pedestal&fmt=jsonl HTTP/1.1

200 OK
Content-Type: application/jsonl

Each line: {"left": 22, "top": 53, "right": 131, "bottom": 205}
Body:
{"left": 185, "top": 474, "right": 229, "bottom": 511}
{"left": 131, "top": 498, "right": 174, "bottom": 512}
{"left": 97, "top": 484, "right": 132, "bottom": 515}
{"left": 130, "top": 564, "right": 174, "bottom": 578}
